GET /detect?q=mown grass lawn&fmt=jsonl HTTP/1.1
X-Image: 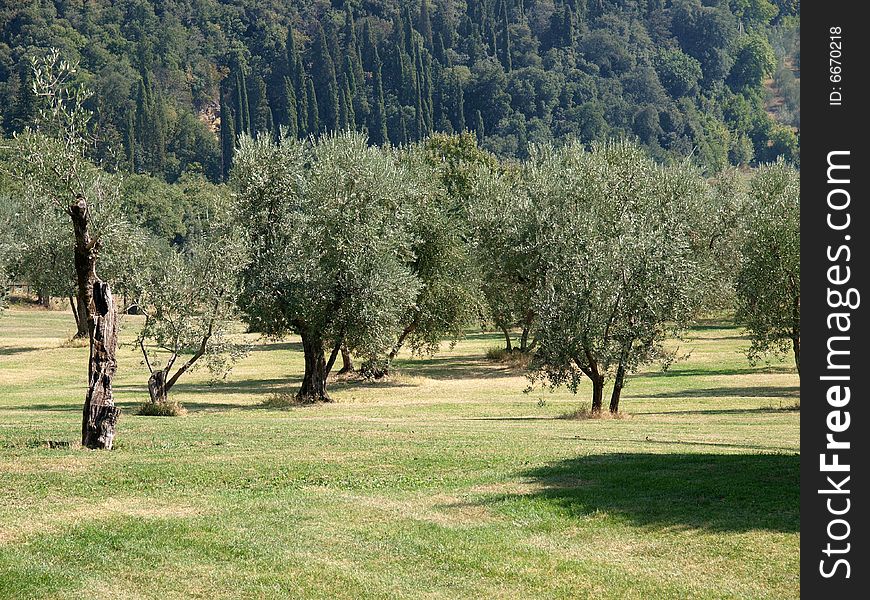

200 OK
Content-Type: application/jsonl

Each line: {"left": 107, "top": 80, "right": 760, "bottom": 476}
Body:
{"left": 0, "top": 307, "right": 799, "bottom": 599}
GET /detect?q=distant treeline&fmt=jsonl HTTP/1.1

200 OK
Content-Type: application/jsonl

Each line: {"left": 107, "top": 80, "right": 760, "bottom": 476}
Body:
{"left": 0, "top": 0, "right": 799, "bottom": 182}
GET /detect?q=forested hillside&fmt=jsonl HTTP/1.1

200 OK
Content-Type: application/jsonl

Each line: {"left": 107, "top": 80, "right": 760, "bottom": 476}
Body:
{"left": 0, "top": 0, "right": 799, "bottom": 182}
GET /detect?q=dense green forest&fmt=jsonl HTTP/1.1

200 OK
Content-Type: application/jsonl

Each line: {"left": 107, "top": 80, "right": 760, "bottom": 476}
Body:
{"left": 1, "top": 0, "right": 799, "bottom": 183}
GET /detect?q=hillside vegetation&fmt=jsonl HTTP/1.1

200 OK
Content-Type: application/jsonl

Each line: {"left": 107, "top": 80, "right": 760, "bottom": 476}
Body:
{"left": 1, "top": 0, "right": 799, "bottom": 182}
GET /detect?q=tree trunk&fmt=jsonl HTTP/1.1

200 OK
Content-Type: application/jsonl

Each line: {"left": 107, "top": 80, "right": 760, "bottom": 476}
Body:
{"left": 298, "top": 330, "right": 330, "bottom": 402}
{"left": 147, "top": 369, "right": 169, "bottom": 404}
{"left": 519, "top": 310, "right": 534, "bottom": 352}
{"left": 337, "top": 343, "right": 354, "bottom": 375}
{"left": 591, "top": 374, "right": 604, "bottom": 414}
{"left": 500, "top": 324, "right": 513, "bottom": 352}
{"left": 388, "top": 322, "right": 415, "bottom": 363}
{"left": 609, "top": 362, "right": 625, "bottom": 414}
{"left": 38, "top": 290, "right": 50, "bottom": 308}
{"left": 69, "top": 294, "right": 89, "bottom": 338}
{"left": 71, "top": 197, "right": 120, "bottom": 450}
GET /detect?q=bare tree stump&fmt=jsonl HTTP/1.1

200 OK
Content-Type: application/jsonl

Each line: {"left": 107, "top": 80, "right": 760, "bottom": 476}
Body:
{"left": 71, "top": 197, "right": 120, "bottom": 450}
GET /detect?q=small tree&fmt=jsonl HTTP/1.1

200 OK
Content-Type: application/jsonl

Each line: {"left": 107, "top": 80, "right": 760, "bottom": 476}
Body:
{"left": 134, "top": 229, "right": 246, "bottom": 412}
{"left": 527, "top": 142, "right": 712, "bottom": 413}
{"left": 234, "top": 131, "right": 420, "bottom": 401}
{"left": 735, "top": 160, "right": 800, "bottom": 375}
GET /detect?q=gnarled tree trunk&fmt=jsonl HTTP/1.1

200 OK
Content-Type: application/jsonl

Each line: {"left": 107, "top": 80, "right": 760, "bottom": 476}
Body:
{"left": 298, "top": 330, "right": 340, "bottom": 402}
{"left": 147, "top": 369, "right": 169, "bottom": 404}
{"left": 71, "top": 197, "right": 120, "bottom": 449}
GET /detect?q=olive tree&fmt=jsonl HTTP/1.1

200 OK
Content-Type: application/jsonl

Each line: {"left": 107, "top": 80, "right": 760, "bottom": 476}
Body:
{"left": 234, "top": 131, "right": 420, "bottom": 401}
{"left": 134, "top": 228, "right": 246, "bottom": 412}
{"left": 526, "top": 141, "right": 711, "bottom": 413}
{"left": 359, "top": 142, "right": 484, "bottom": 375}
{"left": 469, "top": 163, "right": 541, "bottom": 352}
{"left": 734, "top": 160, "right": 800, "bottom": 375}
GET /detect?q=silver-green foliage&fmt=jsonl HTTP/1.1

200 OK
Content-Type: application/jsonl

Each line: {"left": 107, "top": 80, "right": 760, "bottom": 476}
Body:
{"left": 135, "top": 226, "right": 247, "bottom": 393}
{"left": 734, "top": 160, "right": 800, "bottom": 373}
{"left": 519, "top": 141, "right": 713, "bottom": 411}
{"left": 234, "top": 131, "right": 421, "bottom": 395}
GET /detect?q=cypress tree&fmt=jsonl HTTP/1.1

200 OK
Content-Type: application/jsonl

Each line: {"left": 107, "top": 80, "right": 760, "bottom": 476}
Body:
{"left": 311, "top": 23, "right": 339, "bottom": 131}
{"left": 418, "top": 0, "right": 434, "bottom": 50}
{"left": 453, "top": 77, "right": 465, "bottom": 132}
{"left": 124, "top": 109, "right": 136, "bottom": 171}
{"left": 369, "top": 61, "right": 388, "bottom": 145}
{"left": 283, "top": 76, "right": 299, "bottom": 139}
{"left": 220, "top": 94, "right": 235, "bottom": 180}
{"left": 286, "top": 26, "right": 300, "bottom": 89}
{"left": 562, "top": 6, "right": 575, "bottom": 46}
{"left": 306, "top": 77, "right": 319, "bottom": 134}
{"left": 475, "top": 109, "right": 485, "bottom": 143}
{"left": 361, "top": 21, "right": 379, "bottom": 72}
{"left": 251, "top": 75, "right": 271, "bottom": 137}
{"left": 499, "top": 0, "right": 512, "bottom": 71}
{"left": 294, "top": 58, "right": 308, "bottom": 135}
{"left": 235, "top": 69, "right": 251, "bottom": 136}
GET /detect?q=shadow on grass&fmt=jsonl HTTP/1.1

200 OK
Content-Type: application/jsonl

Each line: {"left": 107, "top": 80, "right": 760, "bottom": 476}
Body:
{"left": 493, "top": 453, "right": 799, "bottom": 532}
{"left": 641, "top": 366, "right": 796, "bottom": 378}
{"left": 394, "top": 355, "right": 520, "bottom": 380}
{"left": 633, "top": 406, "right": 799, "bottom": 417}
{"left": 630, "top": 385, "right": 800, "bottom": 399}
{"left": 0, "top": 346, "right": 41, "bottom": 356}
{"left": 247, "top": 340, "right": 303, "bottom": 353}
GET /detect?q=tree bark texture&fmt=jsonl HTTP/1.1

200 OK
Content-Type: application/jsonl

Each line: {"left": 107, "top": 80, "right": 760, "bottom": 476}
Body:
{"left": 69, "top": 294, "right": 89, "bottom": 338}
{"left": 148, "top": 369, "right": 169, "bottom": 404}
{"left": 609, "top": 362, "right": 625, "bottom": 414}
{"left": 591, "top": 375, "right": 604, "bottom": 414}
{"left": 337, "top": 343, "right": 354, "bottom": 375}
{"left": 298, "top": 330, "right": 330, "bottom": 402}
{"left": 500, "top": 324, "right": 512, "bottom": 352}
{"left": 71, "top": 197, "right": 120, "bottom": 449}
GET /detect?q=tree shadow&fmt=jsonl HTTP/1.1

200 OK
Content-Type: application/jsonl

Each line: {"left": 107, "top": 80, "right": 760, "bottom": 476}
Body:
{"left": 632, "top": 407, "right": 799, "bottom": 417}
{"left": 247, "top": 340, "right": 303, "bottom": 353}
{"left": 630, "top": 385, "right": 800, "bottom": 399}
{"left": 641, "top": 366, "right": 796, "bottom": 378}
{"left": 486, "top": 453, "right": 799, "bottom": 533}
{"left": 394, "top": 355, "right": 520, "bottom": 380}
{"left": 0, "top": 346, "right": 41, "bottom": 356}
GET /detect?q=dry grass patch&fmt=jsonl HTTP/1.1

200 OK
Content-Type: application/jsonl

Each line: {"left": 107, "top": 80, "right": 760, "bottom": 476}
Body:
{"left": 0, "top": 497, "right": 201, "bottom": 545}
{"left": 559, "top": 408, "right": 632, "bottom": 421}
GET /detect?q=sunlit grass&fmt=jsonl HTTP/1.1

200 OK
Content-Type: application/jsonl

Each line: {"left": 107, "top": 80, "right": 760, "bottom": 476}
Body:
{"left": 0, "top": 308, "right": 798, "bottom": 599}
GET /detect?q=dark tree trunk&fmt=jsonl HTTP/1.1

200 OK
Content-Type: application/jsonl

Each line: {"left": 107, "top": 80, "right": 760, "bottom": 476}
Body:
{"left": 591, "top": 374, "right": 604, "bottom": 414}
{"left": 388, "top": 323, "right": 415, "bottom": 363}
{"left": 499, "top": 324, "right": 512, "bottom": 352}
{"left": 609, "top": 362, "right": 625, "bottom": 414}
{"left": 337, "top": 343, "right": 354, "bottom": 375}
{"left": 71, "top": 197, "right": 120, "bottom": 450}
{"left": 69, "top": 294, "right": 89, "bottom": 338}
{"left": 298, "top": 330, "right": 330, "bottom": 402}
{"left": 147, "top": 369, "right": 169, "bottom": 404}
{"left": 519, "top": 310, "right": 534, "bottom": 352}
{"left": 38, "top": 290, "right": 50, "bottom": 308}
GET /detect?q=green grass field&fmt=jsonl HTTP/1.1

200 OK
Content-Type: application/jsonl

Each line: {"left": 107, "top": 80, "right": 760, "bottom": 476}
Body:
{"left": 0, "top": 307, "right": 799, "bottom": 599}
